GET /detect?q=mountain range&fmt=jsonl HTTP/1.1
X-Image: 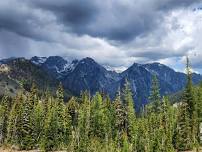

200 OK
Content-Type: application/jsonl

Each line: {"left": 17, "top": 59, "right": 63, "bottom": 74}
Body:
{"left": 1, "top": 56, "right": 202, "bottom": 108}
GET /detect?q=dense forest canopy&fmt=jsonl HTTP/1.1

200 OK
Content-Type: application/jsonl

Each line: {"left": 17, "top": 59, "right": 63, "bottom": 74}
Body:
{"left": 0, "top": 58, "right": 201, "bottom": 152}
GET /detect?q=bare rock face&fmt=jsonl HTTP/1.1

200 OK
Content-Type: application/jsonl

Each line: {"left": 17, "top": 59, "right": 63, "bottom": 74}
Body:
{"left": 0, "top": 64, "right": 10, "bottom": 73}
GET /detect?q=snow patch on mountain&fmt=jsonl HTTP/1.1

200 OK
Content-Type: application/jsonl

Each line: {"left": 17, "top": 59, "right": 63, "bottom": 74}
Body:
{"left": 103, "top": 65, "right": 127, "bottom": 73}
{"left": 31, "top": 57, "right": 47, "bottom": 65}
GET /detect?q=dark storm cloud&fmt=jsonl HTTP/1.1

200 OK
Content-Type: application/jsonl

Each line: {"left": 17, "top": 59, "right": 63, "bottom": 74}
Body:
{"left": 32, "top": 0, "right": 98, "bottom": 25}
{"left": 25, "top": 0, "right": 199, "bottom": 41}
{"left": 0, "top": 1, "right": 48, "bottom": 41}
{"left": 0, "top": 0, "right": 201, "bottom": 72}
{"left": 0, "top": 0, "right": 199, "bottom": 42}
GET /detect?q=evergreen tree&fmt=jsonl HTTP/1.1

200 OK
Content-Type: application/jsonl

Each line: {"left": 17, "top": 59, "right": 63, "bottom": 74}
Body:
{"left": 16, "top": 83, "right": 39, "bottom": 149}
{"left": 40, "top": 102, "right": 59, "bottom": 151}
{"left": 56, "top": 83, "right": 64, "bottom": 104}
{"left": 197, "top": 83, "right": 202, "bottom": 144}
{"left": 20, "top": 97, "right": 35, "bottom": 149}
{"left": 183, "top": 57, "right": 198, "bottom": 147}
{"left": 149, "top": 75, "right": 161, "bottom": 113}
{"left": 0, "top": 94, "right": 9, "bottom": 145}
{"left": 136, "top": 118, "right": 150, "bottom": 152}
{"left": 103, "top": 95, "right": 114, "bottom": 147}
{"left": 6, "top": 93, "right": 24, "bottom": 146}
{"left": 78, "top": 91, "right": 91, "bottom": 152}
{"left": 32, "top": 102, "right": 44, "bottom": 148}
{"left": 160, "top": 97, "right": 175, "bottom": 152}
{"left": 29, "top": 83, "right": 38, "bottom": 106}
{"left": 90, "top": 92, "right": 105, "bottom": 139}
{"left": 122, "top": 80, "right": 137, "bottom": 150}
{"left": 56, "top": 83, "right": 65, "bottom": 147}
{"left": 0, "top": 94, "right": 9, "bottom": 144}
{"left": 67, "top": 97, "right": 79, "bottom": 129}
{"left": 62, "top": 104, "right": 72, "bottom": 148}
{"left": 113, "top": 91, "right": 126, "bottom": 149}
{"left": 176, "top": 102, "right": 192, "bottom": 150}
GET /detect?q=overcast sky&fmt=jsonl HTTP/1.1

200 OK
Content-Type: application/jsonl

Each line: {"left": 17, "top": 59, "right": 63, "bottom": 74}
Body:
{"left": 0, "top": 0, "right": 202, "bottom": 72}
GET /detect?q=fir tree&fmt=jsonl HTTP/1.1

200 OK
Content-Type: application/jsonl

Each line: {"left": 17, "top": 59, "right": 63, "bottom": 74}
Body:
{"left": 32, "top": 102, "right": 44, "bottom": 148}
{"left": 20, "top": 97, "right": 35, "bottom": 149}
{"left": 197, "top": 83, "right": 202, "bottom": 144}
{"left": 29, "top": 83, "right": 38, "bottom": 106}
{"left": 149, "top": 75, "right": 161, "bottom": 113}
{"left": 160, "top": 97, "right": 175, "bottom": 152}
{"left": 0, "top": 94, "right": 9, "bottom": 144}
{"left": 40, "top": 102, "right": 59, "bottom": 151}
{"left": 67, "top": 97, "right": 79, "bottom": 129}
{"left": 103, "top": 95, "right": 114, "bottom": 146}
{"left": 122, "top": 80, "right": 137, "bottom": 150}
{"left": 6, "top": 93, "right": 24, "bottom": 146}
{"left": 56, "top": 83, "right": 65, "bottom": 146}
{"left": 62, "top": 104, "right": 72, "bottom": 148}
{"left": 56, "top": 83, "right": 64, "bottom": 104}
{"left": 90, "top": 92, "right": 105, "bottom": 139}
{"left": 176, "top": 102, "right": 192, "bottom": 150}
{"left": 113, "top": 91, "right": 126, "bottom": 149}
{"left": 183, "top": 57, "right": 198, "bottom": 147}
{"left": 78, "top": 91, "right": 91, "bottom": 152}
{"left": 136, "top": 118, "right": 150, "bottom": 152}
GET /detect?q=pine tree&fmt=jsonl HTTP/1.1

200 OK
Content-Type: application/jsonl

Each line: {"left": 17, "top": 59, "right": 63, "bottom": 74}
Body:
{"left": 197, "top": 83, "right": 202, "bottom": 144}
{"left": 136, "top": 118, "right": 151, "bottom": 152}
{"left": 78, "top": 91, "right": 91, "bottom": 152}
{"left": 103, "top": 95, "right": 114, "bottom": 148}
{"left": 67, "top": 97, "right": 79, "bottom": 129}
{"left": 149, "top": 75, "right": 161, "bottom": 113}
{"left": 0, "top": 94, "right": 10, "bottom": 144}
{"left": 176, "top": 102, "right": 192, "bottom": 150}
{"left": 56, "top": 83, "right": 64, "bottom": 104}
{"left": 65, "top": 97, "right": 79, "bottom": 151}
{"left": 160, "top": 97, "right": 175, "bottom": 152}
{"left": 122, "top": 80, "right": 137, "bottom": 150}
{"left": 113, "top": 91, "right": 126, "bottom": 149}
{"left": 32, "top": 102, "right": 44, "bottom": 148}
{"left": 184, "top": 57, "right": 198, "bottom": 147}
{"left": 40, "top": 102, "right": 59, "bottom": 151}
{"left": 62, "top": 104, "right": 72, "bottom": 148}
{"left": 56, "top": 83, "right": 65, "bottom": 147}
{"left": 29, "top": 83, "right": 38, "bottom": 106}
{"left": 6, "top": 93, "right": 24, "bottom": 146}
{"left": 16, "top": 83, "right": 39, "bottom": 149}
{"left": 20, "top": 97, "right": 35, "bottom": 149}
{"left": 90, "top": 92, "right": 105, "bottom": 139}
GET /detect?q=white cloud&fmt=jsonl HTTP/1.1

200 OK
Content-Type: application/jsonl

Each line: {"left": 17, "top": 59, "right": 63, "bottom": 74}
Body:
{"left": 0, "top": 0, "right": 202, "bottom": 73}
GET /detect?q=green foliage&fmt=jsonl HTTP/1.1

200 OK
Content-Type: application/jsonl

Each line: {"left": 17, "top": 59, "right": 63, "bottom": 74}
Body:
{"left": 32, "top": 102, "right": 44, "bottom": 147}
{"left": 122, "top": 80, "right": 137, "bottom": 150}
{"left": 6, "top": 93, "right": 24, "bottom": 146}
{"left": 0, "top": 94, "right": 9, "bottom": 144}
{"left": 40, "top": 102, "right": 59, "bottom": 151}
{"left": 149, "top": 75, "right": 161, "bottom": 113}
{"left": 90, "top": 92, "right": 106, "bottom": 139}
{"left": 0, "top": 64, "right": 202, "bottom": 152}
{"left": 175, "top": 57, "right": 199, "bottom": 150}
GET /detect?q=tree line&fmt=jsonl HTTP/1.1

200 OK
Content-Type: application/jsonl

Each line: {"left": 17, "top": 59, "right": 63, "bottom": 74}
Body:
{"left": 0, "top": 58, "right": 201, "bottom": 152}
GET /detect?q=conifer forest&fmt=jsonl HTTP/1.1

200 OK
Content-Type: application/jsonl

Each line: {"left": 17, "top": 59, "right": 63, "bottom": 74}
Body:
{"left": 0, "top": 56, "right": 201, "bottom": 152}
{"left": 0, "top": 0, "right": 202, "bottom": 151}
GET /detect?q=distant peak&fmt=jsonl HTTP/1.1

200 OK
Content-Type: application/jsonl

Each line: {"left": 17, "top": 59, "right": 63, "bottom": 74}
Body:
{"left": 80, "top": 57, "right": 96, "bottom": 64}
{"left": 46, "top": 56, "right": 66, "bottom": 61}
{"left": 31, "top": 56, "right": 47, "bottom": 65}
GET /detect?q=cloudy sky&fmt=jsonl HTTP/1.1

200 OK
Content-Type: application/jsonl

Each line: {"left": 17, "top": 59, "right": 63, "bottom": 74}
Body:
{"left": 0, "top": 0, "right": 202, "bottom": 72}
